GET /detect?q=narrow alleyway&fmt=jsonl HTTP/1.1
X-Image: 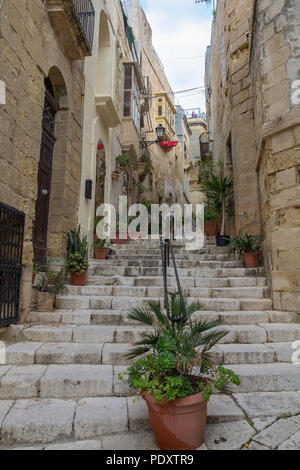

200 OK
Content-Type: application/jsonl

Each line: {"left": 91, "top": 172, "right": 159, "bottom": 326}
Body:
{"left": 0, "top": 238, "right": 299, "bottom": 450}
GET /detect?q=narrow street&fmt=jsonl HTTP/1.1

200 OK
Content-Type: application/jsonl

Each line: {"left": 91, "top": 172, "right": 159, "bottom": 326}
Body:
{"left": 0, "top": 0, "right": 299, "bottom": 453}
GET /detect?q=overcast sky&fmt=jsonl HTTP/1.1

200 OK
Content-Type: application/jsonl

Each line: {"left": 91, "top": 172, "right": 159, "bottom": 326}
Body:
{"left": 140, "top": 0, "right": 213, "bottom": 112}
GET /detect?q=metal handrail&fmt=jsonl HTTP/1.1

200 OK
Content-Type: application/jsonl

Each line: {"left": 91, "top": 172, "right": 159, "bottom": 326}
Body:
{"left": 160, "top": 237, "right": 187, "bottom": 323}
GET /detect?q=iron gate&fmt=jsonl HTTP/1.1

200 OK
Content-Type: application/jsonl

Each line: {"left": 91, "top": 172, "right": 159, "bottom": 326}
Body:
{"left": 0, "top": 202, "right": 25, "bottom": 326}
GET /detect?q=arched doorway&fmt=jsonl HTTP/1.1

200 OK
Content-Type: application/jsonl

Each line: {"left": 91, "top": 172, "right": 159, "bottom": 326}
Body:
{"left": 33, "top": 78, "right": 58, "bottom": 266}
{"left": 95, "top": 140, "right": 106, "bottom": 215}
{"left": 33, "top": 68, "right": 68, "bottom": 266}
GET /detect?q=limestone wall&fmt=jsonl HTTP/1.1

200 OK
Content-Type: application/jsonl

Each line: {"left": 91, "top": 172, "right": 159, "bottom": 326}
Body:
{"left": 0, "top": 0, "right": 85, "bottom": 321}
{"left": 206, "top": 0, "right": 300, "bottom": 312}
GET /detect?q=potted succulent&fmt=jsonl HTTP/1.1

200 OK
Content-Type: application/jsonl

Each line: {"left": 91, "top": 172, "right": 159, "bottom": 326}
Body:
{"left": 229, "top": 231, "right": 261, "bottom": 268}
{"left": 67, "top": 226, "right": 89, "bottom": 286}
{"left": 204, "top": 207, "right": 219, "bottom": 236}
{"left": 66, "top": 253, "right": 89, "bottom": 286}
{"left": 36, "top": 266, "right": 66, "bottom": 312}
{"left": 94, "top": 238, "right": 111, "bottom": 260}
{"left": 119, "top": 295, "right": 240, "bottom": 450}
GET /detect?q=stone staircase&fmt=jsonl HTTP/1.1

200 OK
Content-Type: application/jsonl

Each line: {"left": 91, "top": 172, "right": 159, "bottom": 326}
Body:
{"left": 0, "top": 237, "right": 299, "bottom": 450}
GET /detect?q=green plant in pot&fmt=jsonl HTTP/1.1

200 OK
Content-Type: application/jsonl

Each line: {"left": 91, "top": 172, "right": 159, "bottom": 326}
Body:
{"left": 36, "top": 265, "right": 66, "bottom": 312}
{"left": 229, "top": 231, "right": 261, "bottom": 268}
{"left": 93, "top": 238, "right": 111, "bottom": 260}
{"left": 116, "top": 153, "right": 130, "bottom": 173}
{"left": 66, "top": 253, "right": 89, "bottom": 286}
{"left": 119, "top": 294, "right": 240, "bottom": 450}
{"left": 204, "top": 206, "right": 219, "bottom": 236}
{"left": 201, "top": 172, "right": 233, "bottom": 246}
{"left": 67, "top": 226, "right": 89, "bottom": 286}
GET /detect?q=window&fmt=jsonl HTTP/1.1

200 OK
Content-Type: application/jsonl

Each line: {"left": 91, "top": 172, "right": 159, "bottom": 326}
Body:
{"left": 158, "top": 106, "right": 162, "bottom": 116}
{"left": 123, "top": 65, "right": 141, "bottom": 131}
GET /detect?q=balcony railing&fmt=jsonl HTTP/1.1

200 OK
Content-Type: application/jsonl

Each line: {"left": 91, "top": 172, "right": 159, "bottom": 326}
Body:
{"left": 46, "top": 0, "right": 95, "bottom": 59}
{"left": 70, "top": 0, "right": 95, "bottom": 53}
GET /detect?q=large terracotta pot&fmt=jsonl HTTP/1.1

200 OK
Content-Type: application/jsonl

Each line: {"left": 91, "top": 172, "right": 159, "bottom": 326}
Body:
{"left": 143, "top": 392, "right": 207, "bottom": 450}
{"left": 244, "top": 253, "right": 261, "bottom": 268}
{"left": 37, "top": 291, "right": 55, "bottom": 312}
{"left": 204, "top": 220, "right": 219, "bottom": 236}
{"left": 94, "top": 247, "right": 109, "bottom": 260}
{"left": 70, "top": 271, "right": 88, "bottom": 286}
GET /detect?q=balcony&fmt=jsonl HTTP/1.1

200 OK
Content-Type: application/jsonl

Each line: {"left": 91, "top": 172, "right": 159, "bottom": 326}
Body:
{"left": 46, "top": 0, "right": 95, "bottom": 60}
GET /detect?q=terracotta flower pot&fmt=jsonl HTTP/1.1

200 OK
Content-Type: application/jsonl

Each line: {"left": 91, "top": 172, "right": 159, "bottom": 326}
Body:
{"left": 244, "top": 253, "right": 261, "bottom": 268}
{"left": 70, "top": 271, "right": 88, "bottom": 286}
{"left": 143, "top": 392, "right": 207, "bottom": 450}
{"left": 204, "top": 220, "right": 219, "bottom": 236}
{"left": 37, "top": 291, "right": 55, "bottom": 312}
{"left": 94, "top": 247, "right": 109, "bottom": 260}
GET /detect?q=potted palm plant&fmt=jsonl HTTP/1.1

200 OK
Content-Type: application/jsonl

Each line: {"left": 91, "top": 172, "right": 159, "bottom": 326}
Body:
{"left": 67, "top": 226, "right": 89, "bottom": 286}
{"left": 201, "top": 173, "right": 233, "bottom": 247}
{"left": 119, "top": 294, "right": 240, "bottom": 450}
{"left": 36, "top": 266, "right": 66, "bottom": 312}
{"left": 229, "top": 231, "right": 261, "bottom": 268}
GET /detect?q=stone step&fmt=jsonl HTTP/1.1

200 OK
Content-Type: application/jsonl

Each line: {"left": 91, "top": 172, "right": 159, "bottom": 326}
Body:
{"left": 63, "top": 285, "right": 269, "bottom": 300}
{"left": 87, "top": 275, "right": 267, "bottom": 288}
{"left": 108, "top": 253, "right": 239, "bottom": 262}
{"left": 114, "top": 363, "right": 300, "bottom": 395}
{"left": 1, "top": 391, "right": 299, "bottom": 448}
{"left": 55, "top": 295, "right": 273, "bottom": 312}
{"left": 7, "top": 322, "right": 298, "bottom": 346}
{"left": 3, "top": 340, "right": 295, "bottom": 367}
{"left": 88, "top": 265, "right": 265, "bottom": 278}
{"left": 228, "top": 363, "right": 300, "bottom": 393}
{"left": 0, "top": 392, "right": 248, "bottom": 446}
{"left": 89, "top": 259, "right": 245, "bottom": 269}
{"left": 30, "top": 309, "right": 293, "bottom": 326}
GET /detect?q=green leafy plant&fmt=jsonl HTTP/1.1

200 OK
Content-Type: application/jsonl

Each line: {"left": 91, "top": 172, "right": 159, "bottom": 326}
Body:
{"left": 116, "top": 153, "right": 130, "bottom": 169}
{"left": 36, "top": 264, "right": 66, "bottom": 295}
{"left": 204, "top": 206, "right": 218, "bottom": 222}
{"left": 200, "top": 166, "right": 234, "bottom": 236}
{"left": 119, "top": 294, "right": 240, "bottom": 403}
{"left": 229, "top": 231, "right": 260, "bottom": 256}
{"left": 68, "top": 226, "right": 88, "bottom": 259}
{"left": 66, "top": 253, "right": 89, "bottom": 275}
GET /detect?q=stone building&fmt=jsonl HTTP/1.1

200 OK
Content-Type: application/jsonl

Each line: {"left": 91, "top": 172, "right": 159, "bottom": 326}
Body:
{"left": 0, "top": 0, "right": 95, "bottom": 322}
{"left": 78, "top": 0, "right": 146, "bottom": 249}
{"left": 175, "top": 105, "right": 194, "bottom": 204}
{"left": 124, "top": 0, "right": 187, "bottom": 206}
{"left": 205, "top": 0, "right": 300, "bottom": 312}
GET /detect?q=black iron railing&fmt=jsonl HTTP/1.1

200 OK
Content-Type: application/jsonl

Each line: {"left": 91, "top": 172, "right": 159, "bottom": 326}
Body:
{"left": 71, "top": 0, "right": 95, "bottom": 52}
{"left": 0, "top": 203, "right": 25, "bottom": 326}
{"left": 160, "top": 238, "right": 187, "bottom": 323}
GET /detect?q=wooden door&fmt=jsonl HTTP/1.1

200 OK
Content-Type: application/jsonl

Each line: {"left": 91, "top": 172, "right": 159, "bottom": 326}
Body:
{"left": 33, "top": 85, "right": 58, "bottom": 266}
